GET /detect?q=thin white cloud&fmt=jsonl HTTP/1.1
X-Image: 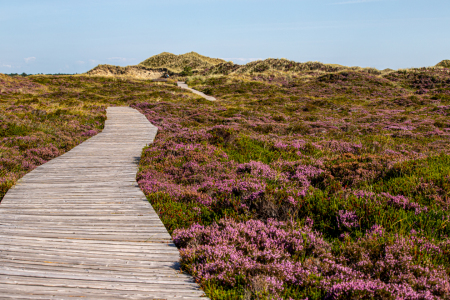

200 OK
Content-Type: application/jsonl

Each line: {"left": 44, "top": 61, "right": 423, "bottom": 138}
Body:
{"left": 76, "top": 60, "right": 85, "bottom": 65}
{"left": 2, "top": 64, "right": 12, "bottom": 68}
{"left": 89, "top": 59, "right": 99, "bottom": 65}
{"left": 332, "top": 0, "right": 382, "bottom": 4}
{"left": 24, "top": 57, "right": 36, "bottom": 63}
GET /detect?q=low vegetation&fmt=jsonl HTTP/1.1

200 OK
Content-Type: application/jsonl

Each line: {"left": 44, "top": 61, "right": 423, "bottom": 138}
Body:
{"left": 1, "top": 56, "right": 450, "bottom": 299}
{"left": 0, "top": 74, "right": 195, "bottom": 201}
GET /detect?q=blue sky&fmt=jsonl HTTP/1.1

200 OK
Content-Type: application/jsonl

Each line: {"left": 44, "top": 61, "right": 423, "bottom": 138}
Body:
{"left": 1, "top": 0, "right": 449, "bottom": 74}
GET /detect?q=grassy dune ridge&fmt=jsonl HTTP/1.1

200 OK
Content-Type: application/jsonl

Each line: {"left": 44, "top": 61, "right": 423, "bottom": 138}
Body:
{"left": 437, "top": 60, "right": 450, "bottom": 69}
{"left": 138, "top": 51, "right": 227, "bottom": 73}
{"left": 1, "top": 57, "right": 450, "bottom": 299}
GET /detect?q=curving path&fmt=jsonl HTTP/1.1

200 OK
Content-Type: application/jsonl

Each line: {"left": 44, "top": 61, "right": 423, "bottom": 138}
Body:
{"left": 0, "top": 107, "right": 207, "bottom": 299}
{"left": 177, "top": 82, "right": 216, "bottom": 101}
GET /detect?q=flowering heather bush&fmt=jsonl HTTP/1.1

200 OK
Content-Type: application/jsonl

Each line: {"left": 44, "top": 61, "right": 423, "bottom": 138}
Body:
{"left": 173, "top": 219, "right": 330, "bottom": 298}
{"left": 134, "top": 66, "right": 450, "bottom": 299}
{"left": 173, "top": 220, "right": 450, "bottom": 299}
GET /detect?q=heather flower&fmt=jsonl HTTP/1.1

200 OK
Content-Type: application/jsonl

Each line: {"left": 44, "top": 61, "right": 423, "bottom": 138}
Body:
{"left": 237, "top": 160, "right": 283, "bottom": 182}
{"left": 337, "top": 210, "right": 359, "bottom": 229}
{"left": 305, "top": 217, "right": 314, "bottom": 228}
{"left": 379, "top": 192, "right": 427, "bottom": 214}
{"left": 366, "top": 224, "right": 384, "bottom": 237}
{"left": 353, "top": 190, "right": 375, "bottom": 199}
{"left": 323, "top": 140, "right": 363, "bottom": 154}
{"left": 81, "top": 129, "right": 98, "bottom": 136}
{"left": 287, "top": 196, "right": 297, "bottom": 206}
{"left": 232, "top": 178, "right": 267, "bottom": 201}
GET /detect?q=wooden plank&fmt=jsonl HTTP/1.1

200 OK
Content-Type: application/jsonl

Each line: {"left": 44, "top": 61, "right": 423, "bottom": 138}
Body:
{"left": 0, "top": 269, "right": 197, "bottom": 286}
{"left": 0, "top": 284, "right": 206, "bottom": 300}
{"left": 0, "top": 235, "right": 178, "bottom": 248}
{"left": 0, "top": 261, "right": 194, "bottom": 278}
{"left": 0, "top": 232, "right": 172, "bottom": 242}
{"left": 0, "top": 215, "right": 163, "bottom": 221}
{"left": 0, "top": 247, "right": 181, "bottom": 261}
{"left": 0, "top": 275, "right": 205, "bottom": 295}
{"left": 0, "top": 107, "right": 208, "bottom": 299}
{"left": 0, "top": 237, "right": 180, "bottom": 252}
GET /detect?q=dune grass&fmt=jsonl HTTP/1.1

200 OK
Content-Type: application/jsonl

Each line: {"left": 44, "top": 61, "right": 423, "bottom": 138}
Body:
{"left": 138, "top": 52, "right": 226, "bottom": 73}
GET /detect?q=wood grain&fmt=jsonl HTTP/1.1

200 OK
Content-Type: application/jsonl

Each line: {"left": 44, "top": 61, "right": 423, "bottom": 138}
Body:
{"left": 0, "top": 107, "right": 208, "bottom": 299}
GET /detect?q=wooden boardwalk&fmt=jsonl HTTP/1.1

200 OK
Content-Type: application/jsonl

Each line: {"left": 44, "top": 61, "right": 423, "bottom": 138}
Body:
{"left": 0, "top": 107, "right": 207, "bottom": 299}
{"left": 177, "top": 82, "right": 216, "bottom": 101}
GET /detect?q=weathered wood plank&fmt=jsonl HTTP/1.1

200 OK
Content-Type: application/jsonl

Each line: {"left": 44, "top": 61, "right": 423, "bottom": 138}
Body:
{"left": 0, "top": 261, "right": 194, "bottom": 278}
{"left": 0, "top": 269, "right": 198, "bottom": 285}
{"left": 0, "top": 235, "right": 179, "bottom": 249}
{"left": 0, "top": 275, "right": 205, "bottom": 294}
{"left": 0, "top": 284, "right": 206, "bottom": 300}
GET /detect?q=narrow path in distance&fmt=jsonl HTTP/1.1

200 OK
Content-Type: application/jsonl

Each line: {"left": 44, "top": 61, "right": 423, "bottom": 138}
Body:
{"left": 0, "top": 107, "right": 208, "bottom": 299}
{"left": 177, "top": 82, "right": 216, "bottom": 101}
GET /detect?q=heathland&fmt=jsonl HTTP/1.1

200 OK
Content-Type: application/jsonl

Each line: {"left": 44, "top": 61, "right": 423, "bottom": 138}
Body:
{"left": 1, "top": 54, "right": 450, "bottom": 299}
